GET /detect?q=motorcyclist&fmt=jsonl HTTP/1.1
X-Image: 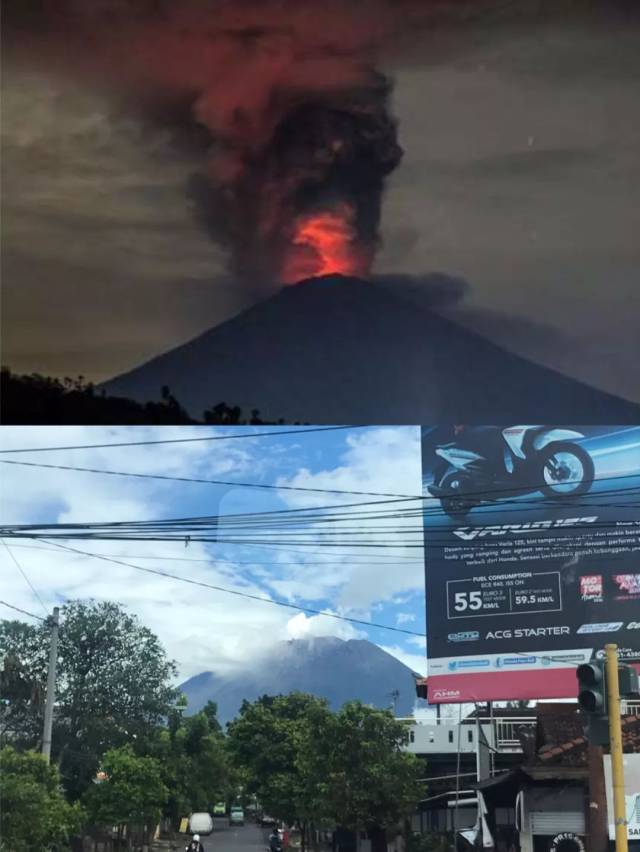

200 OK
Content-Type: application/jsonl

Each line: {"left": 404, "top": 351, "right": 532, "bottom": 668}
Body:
{"left": 186, "top": 835, "right": 205, "bottom": 852}
{"left": 450, "top": 425, "right": 506, "bottom": 480}
{"left": 269, "top": 827, "right": 283, "bottom": 852}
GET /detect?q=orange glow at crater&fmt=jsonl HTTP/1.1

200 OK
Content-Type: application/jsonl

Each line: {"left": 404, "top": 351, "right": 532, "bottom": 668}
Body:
{"left": 281, "top": 203, "right": 369, "bottom": 284}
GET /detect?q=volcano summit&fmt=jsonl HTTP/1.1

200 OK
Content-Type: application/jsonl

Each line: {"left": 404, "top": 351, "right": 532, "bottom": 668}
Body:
{"left": 102, "top": 275, "right": 640, "bottom": 423}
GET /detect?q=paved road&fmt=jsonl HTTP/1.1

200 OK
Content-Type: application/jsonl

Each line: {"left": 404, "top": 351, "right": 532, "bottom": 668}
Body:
{"left": 199, "top": 818, "right": 268, "bottom": 852}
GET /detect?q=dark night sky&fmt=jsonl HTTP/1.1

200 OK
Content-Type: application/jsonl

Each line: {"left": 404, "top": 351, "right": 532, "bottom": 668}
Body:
{"left": 2, "top": 1, "right": 639, "bottom": 401}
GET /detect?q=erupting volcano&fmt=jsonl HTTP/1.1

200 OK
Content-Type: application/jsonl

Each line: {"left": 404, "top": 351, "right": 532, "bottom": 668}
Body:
{"left": 225, "top": 92, "right": 403, "bottom": 286}
{"left": 281, "top": 204, "right": 369, "bottom": 283}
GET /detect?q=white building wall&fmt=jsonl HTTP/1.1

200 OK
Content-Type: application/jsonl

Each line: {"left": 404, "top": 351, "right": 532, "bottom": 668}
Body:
{"left": 403, "top": 721, "right": 495, "bottom": 755}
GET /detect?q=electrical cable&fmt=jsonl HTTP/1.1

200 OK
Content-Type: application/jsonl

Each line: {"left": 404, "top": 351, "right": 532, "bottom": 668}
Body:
{"left": 39, "top": 539, "right": 428, "bottom": 638}
{"left": 4, "top": 542, "right": 423, "bottom": 565}
{"left": 0, "top": 425, "right": 360, "bottom": 454}
{"left": 0, "top": 599, "right": 47, "bottom": 622}
{"left": 1, "top": 540, "right": 48, "bottom": 616}
{"left": 3, "top": 512, "right": 633, "bottom": 547}
{"left": 2, "top": 457, "right": 639, "bottom": 508}
{"left": 0, "top": 458, "right": 417, "bottom": 498}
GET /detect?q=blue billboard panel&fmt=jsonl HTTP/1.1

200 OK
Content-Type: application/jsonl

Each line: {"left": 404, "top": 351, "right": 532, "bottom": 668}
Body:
{"left": 421, "top": 425, "right": 640, "bottom": 703}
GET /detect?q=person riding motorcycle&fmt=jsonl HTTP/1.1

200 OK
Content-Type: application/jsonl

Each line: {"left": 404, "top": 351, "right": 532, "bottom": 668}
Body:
{"left": 453, "top": 425, "right": 505, "bottom": 475}
{"left": 432, "top": 425, "right": 505, "bottom": 485}
{"left": 269, "top": 828, "right": 283, "bottom": 852}
{"left": 186, "top": 835, "right": 205, "bottom": 852}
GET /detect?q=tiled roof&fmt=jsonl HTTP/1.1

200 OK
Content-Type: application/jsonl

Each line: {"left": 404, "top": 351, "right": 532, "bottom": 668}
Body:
{"left": 533, "top": 704, "right": 640, "bottom": 765}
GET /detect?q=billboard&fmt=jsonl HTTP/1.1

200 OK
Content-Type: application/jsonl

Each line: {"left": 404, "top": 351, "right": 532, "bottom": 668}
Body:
{"left": 604, "top": 754, "right": 640, "bottom": 839}
{"left": 421, "top": 425, "right": 640, "bottom": 703}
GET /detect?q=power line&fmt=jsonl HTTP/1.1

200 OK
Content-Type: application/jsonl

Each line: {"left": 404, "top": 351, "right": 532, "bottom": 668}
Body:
{"left": 2, "top": 458, "right": 638, "bottom": 510}
{"left": 5, "top": 542, "right": 423, "bottom": 565}
{"left": 0, "top": 426, "right": 359, "bottom": 454}
{"left": 0, "top": 459, "right": 416, "bottom": 498}
{"left": 39, "top": 539, "right": 428, "bottom": 638}
{"left": 1, "top": 540, "right": 48, "bottom": 616}
{"left": 3, "top": 510, "right": 632, "bottom": 547}
{"left": 0, "top": 599, "right": 47, "bottom": 622}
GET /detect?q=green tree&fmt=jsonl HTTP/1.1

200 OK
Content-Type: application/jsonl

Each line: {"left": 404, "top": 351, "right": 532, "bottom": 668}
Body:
{"left": 83, "top": 746, "right": 167, "bottom": 847}
{"left": 0, "top": 619, "right": 49, "bottom": 747}
{"left": 0, "top": 746, "right": 84, "bottom": 852}
{"left": 300, "top": 701, "right": 422, "bottom": 852}
{"left": 1, "top": 601, "right": 179, "bottom": 800}
{"left": 150, "top": 700, "right": 231, "bottom": 829}
{"left": 226, "top": 692, "right": 332, "bottom": 826}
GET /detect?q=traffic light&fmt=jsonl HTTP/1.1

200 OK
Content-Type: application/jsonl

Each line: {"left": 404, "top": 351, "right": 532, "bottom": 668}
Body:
{"left": 618, "top": 664, "right": 640, "bottom": 697}
{"left": 415, "top": 678, "right": 428, "bottom": 700}
{"left": 576, "top": 660, "right": 609, "bottom": 746}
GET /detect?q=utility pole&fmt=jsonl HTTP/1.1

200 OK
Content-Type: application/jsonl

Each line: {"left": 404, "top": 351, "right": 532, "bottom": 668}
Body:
{"left": 586, "top": 744, "right": 608, "bottom": 852}
{"left": 42, "top": 606, "right": 60, "bottom": 763}
{"left": 605, "top": 643, "right": 628, "bottom": 852}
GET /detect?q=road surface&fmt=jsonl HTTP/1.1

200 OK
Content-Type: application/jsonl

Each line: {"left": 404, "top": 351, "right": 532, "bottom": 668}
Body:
{"left": 200, "top": 818, "right": 268, "bottom": 852}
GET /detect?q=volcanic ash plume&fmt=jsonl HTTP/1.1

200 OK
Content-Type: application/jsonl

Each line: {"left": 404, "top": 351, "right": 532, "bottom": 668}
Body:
{"left": 217, "top": 79, "right": 403, "bottom": 285}
{"left": 5, "top": 0, "right": 410, "bottom": 287}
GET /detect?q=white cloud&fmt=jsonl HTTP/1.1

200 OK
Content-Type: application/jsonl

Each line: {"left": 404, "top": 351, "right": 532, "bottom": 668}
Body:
{"left": 274, "top": 427, "right": 425, "bottom": 609}
{"left": 0, "top": 426, "right": 425, "bottom": 682}
{"left": 285, "top": 611, "right": 363, "bottom": 641}
{"left": 0, "top": 427, "right": 301, "bottom": 679}
{"left": 396, "top": 612, "right": 416, "bottom": 625}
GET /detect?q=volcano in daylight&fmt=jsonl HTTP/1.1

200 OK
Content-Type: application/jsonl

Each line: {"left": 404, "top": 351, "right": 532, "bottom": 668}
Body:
{"left": 179, "top": 637, "right": 425, "bottom": 725}
{"left": 103, "top": 275, "right": 640, "bottom": 423}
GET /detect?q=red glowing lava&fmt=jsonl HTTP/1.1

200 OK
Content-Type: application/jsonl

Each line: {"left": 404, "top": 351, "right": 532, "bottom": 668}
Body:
{"left": 281, "top": 204, "right": 369, "bottom": 284}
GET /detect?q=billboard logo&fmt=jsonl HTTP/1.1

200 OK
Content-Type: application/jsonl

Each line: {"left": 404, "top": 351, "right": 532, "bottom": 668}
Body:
{"left": 580, "top": 575, "right": 603, "bottom": 602}
{"left": 614, "top": 575, "right": 640, "bottom": 597}
{"left": 448, "top": 631, "right": 480, "bottom": 643}
{"left": 577, "top": 622, "right": 623, "bottom": 634}
{"left": 546, "top": 653, "right": 591, "bottom": 665}
{"left": 495, "top": 656, "right": 536, "bottom": 668}
{"left": 453, "top": 517, "right": 598, "bottom": 540}
{"left": 485, "top": 626, "right": 569, "bottom": 640}
{"left": 431, "top": 688, "right": 461, "bottom": 700}
{"left": 448, "top": 659, "right": 491, "bottom": 671}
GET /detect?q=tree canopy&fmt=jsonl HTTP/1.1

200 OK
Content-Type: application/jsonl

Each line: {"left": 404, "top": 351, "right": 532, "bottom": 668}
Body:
{"left": 149, "top": 699, "right": 232, "bottom": 827}
{"left": 227, "top": 693, "right": 422, "bottom": 846}
{"left": 0, "top": 746, "right": 84, "bottom": 852}
{"left": 0, "top": 618, "right": 49, "bottom": 747}
{"left": 1, "top": 368, "right": 292, "bottom": 425}
{"left": 227, "top": 692, "right": 332, "bottom": 825}
{"left": 1, "top": 600, "right": 180, "bottom": 800}
{"left": 82, "top": 746, "right": 167, "bottom": 845}
{"left": 300, "top": 701, "right": 422, "bottom": 834}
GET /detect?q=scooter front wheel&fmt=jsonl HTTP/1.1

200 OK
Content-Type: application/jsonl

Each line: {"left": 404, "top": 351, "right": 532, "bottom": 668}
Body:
{"left": 538, "top": 442, "right": 595, "bottom": 498}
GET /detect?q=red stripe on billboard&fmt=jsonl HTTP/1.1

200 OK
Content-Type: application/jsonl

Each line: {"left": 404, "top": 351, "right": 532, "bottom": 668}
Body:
{"left": 427, "top": 663, "right": 640, "bottom": 703}
{"left": 428, "top": 668, "right": 578, "bottom": 703}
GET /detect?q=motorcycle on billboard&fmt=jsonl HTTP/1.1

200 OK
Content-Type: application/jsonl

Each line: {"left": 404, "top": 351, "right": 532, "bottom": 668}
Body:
{"left": 427, "top": 425, "right": 595, "bottom": 518}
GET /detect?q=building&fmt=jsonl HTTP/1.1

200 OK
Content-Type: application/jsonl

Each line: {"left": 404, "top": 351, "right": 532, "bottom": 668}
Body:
{"left": 400, "top": 707, "right": 537, "bottom": 832}
{"left": 401, "top": 701, "right": 640, "bottom": 852}
{"left": 479, "top": 703, "right": 640, "bottom": 852}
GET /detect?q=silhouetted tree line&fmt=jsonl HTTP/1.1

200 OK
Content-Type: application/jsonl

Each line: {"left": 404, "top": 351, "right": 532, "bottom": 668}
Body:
{"left": 1, "top": 368, "right": 292, "bottom": 425}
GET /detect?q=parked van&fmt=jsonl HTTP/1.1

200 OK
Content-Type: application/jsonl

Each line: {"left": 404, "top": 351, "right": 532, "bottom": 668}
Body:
{"left": 188, "top": 812, "right": 214, "bottom": 836}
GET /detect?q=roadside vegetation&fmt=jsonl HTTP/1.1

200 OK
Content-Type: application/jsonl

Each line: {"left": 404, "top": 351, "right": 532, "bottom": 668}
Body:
{"left": 1, "top": 368, "right": 293, "bottom": 425}
{"left": 1, "top": 600, "right": 422, "bottom": 850}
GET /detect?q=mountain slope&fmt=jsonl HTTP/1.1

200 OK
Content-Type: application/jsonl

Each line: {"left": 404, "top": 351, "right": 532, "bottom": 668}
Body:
{"left": 103, "top": 275, "right": 640, "bottom": 422}
{"left": 179, "top": 637, "right": 424, "bottom": 725}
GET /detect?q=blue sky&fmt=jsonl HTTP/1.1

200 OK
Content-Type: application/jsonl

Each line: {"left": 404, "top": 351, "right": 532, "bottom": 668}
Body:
{"left": 0, "top": 425, "right": 427, "bottom": 680}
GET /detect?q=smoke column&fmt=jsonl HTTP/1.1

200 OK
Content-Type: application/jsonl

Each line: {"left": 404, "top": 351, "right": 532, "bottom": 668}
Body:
{"left": 5, "top": 0, "right": 425, "bottom": 285}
